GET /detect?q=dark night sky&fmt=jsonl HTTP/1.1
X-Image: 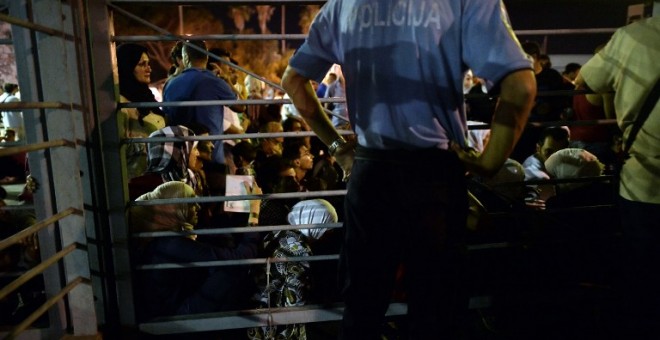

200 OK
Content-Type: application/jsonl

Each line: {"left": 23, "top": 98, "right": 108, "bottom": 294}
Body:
{"left": 205, "top": 0, "right": 649, "bottom": 54}
{"left": 503, "top": 0, "right": 649, "bottom": 54}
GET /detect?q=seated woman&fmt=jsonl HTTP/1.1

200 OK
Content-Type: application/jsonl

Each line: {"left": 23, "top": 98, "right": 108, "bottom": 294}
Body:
{"left": 128, "top": 125, "right": 201, "bottom": 200}
{"left": 289, "top": 199, "right": 343, "bottom": 304}
{"left": 130, "top": 181, "right": 262, "bottom": 320}
{"left": 248, "top": 199, "right": 338, "bottom": 340}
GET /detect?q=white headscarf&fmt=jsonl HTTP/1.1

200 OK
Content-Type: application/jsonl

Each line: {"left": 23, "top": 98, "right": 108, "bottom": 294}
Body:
{"left": 545, "top": 148, "right": 604, "bottom": 192}
{"left": 287, "top": 199, "right": 338, "bottom": 241}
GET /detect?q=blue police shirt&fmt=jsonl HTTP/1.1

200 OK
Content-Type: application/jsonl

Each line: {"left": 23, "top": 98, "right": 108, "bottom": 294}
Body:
{"left": 289, "top": 0, "right": 532, "bottom": 150}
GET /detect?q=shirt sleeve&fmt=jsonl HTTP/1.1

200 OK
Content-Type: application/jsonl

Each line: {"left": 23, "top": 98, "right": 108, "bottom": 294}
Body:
{"left": 579, "top": 30, "right": 621, "bottom": 93}
{"left": 462, "top": 0, "right": 532, "bottom": 86}
{"left": 288, "top": 3, "right": 339, "bottom": 82}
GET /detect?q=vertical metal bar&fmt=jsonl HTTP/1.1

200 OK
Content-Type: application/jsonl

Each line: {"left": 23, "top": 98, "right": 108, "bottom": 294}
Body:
{"left": 281, "top": 4, "right": 285, "bottom": 53}
{"left": 178, "top": 5, "right": 184, "bottom": 35}
{"left": 35, "top": 0, "right": 97, "bottom": 335}
{"left": 86, "top": 1, "right": 138, "bottom": 327}
{"left": 8, "top": 0, "right": 66, "bottom": 337}
{"left": 8, "top": 0, "right": 99, "bottom": 336}
{"left": 70, "top": 0, "right": 115, "bottom": 328}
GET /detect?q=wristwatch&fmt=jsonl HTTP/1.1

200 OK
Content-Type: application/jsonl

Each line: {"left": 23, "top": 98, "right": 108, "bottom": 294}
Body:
{"left": 328, "top": 138, "right": 347, "bottom": 157}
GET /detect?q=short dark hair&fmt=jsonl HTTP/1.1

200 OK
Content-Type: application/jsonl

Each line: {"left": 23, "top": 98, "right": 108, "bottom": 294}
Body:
{"left": 521, "top": 41, "right": 541, "bottom": 58}
{"left": 282, "top": 140, "right": 306, "bottom": 164}
{"left": 183, "top": 40, "right": 208, "bottom": 62}
{"left": 282, "top": 116, "right": 304, "bottom": 132}
{"left": 3, "top": 83, "right": 18, "bottom": 93}
{"left": 563, "top": 63, "right": 581, "bottom": 75}
{"left": 231, "top": 141, "right": 257, "bottom": 163}
{"left": 539, "top": 127, "right": 569, "bottom": 145}
{"left": 208, "top": 47, "right": 230, "bottom": 63}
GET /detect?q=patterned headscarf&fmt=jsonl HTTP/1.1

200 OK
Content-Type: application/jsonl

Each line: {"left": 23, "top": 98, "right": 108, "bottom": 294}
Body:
{"left": 146, "top": 126, "right": 197, "bottom": 187}
{"left": 130, "top": 181, "right": 196, "bottom": 233}
{"left": 287, "top": 199, "right": 338, "bottom": 241}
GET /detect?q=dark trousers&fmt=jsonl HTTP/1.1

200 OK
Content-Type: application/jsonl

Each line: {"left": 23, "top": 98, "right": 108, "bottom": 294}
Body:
{"left": 618, "top": 196, "right": 660, "bottom": 338}
{"left": 339, "top": 147, "right": 468, "bottom": 340}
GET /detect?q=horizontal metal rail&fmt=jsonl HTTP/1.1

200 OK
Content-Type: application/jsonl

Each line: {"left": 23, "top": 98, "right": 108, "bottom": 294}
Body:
{"left": 464, "top": 89, "right": 614, "bottom": 100}
{"left": 0, "top": 208, "right": 83, "bottom": 251}
{"left": 125, "top": 129, "right": 354, "bottom": 143}
{"left": 488, "top": 175, "right": 615, "bottom": 188}
{"left": 515, "top": 28, "right": 618, "bottom": 36}
{"left": 114, "top": 28, "right": 618, "bottom": 42}
{"left": 467, "top": 119, "right": 617, "bottom": 131}
{"left": 129, "top": 189, "right": 347, "bottom": 206}
{"left": 0, "top": 243, "right": 78, "bottom": 300}
{"left": 114, "top": 33, "right": 308, "bottom": 42}
{"left": 108, "top": 2, "right": 282, "bottom": 91}
{"left": 0, "top": 139, "right": 76, "bottom": 157}
{"left": 124, "top": 119, "right": 614, "bottom": 145}
{"left": 133, "top": 222, "right": 343, "bottom": 238}
{"left": 117, "top": 97, "right": 345, "bottom": 108}
{"left": 110, "top": 0, "right": 327, "bottom": 3}
{"left": 5, "top": 276, "right": 89, "bottom": 339}
{"left": 120, "top": 89, "right": 608, "bottom": 110}
{"left": 136, "top": 254, "right": 339, "bottom": 270}
{"left": 138, "top": 302, "right": 408, "bottom": 335}
{"left": 0, "top": 101, "right": 83, "bottom": 111}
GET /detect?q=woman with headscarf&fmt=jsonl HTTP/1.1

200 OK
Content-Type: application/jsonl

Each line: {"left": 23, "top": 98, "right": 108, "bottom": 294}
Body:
{"left": 130, "top": 181, "right": 262, "bottom": 319}
{"left": 128, "top": 125, "right": 202, "bottom": 200}
{"left": 116, "top": 43, "right": 167, "bottom": 180}
{"left": 248, "top": 199, "right": 338, "bottom": 340}
{"left": 287, "top": 198, "right": 338, "bottom": 242}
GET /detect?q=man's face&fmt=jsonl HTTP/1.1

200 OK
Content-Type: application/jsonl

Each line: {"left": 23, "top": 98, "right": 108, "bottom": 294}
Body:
{"left": 210, "top": 56, "right": 234, "bottom": 82}
{"left": 297, "top": 145, "right": 314, "bottom": 171}
{"left": 264, "top": 139, "right": 283, "bottom": 156}
{"left": 538, "top": 136, "right": 568, "bottom": 162}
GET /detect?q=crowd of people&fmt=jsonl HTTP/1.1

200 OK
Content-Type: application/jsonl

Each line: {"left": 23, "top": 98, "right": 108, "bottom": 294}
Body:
{"left": 2, "top": 5, "right": 655, "bottom": 339}
{"left": 111, "top": 16, "right": 643, "bottom": 337}
{"left": 114, "top": 40, "right": 350, "bottom": 333}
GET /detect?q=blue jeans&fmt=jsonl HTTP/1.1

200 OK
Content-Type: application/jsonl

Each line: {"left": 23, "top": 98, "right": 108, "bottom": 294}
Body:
{"left": 339, "top": 147, "right": 468, "bottom": 340}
